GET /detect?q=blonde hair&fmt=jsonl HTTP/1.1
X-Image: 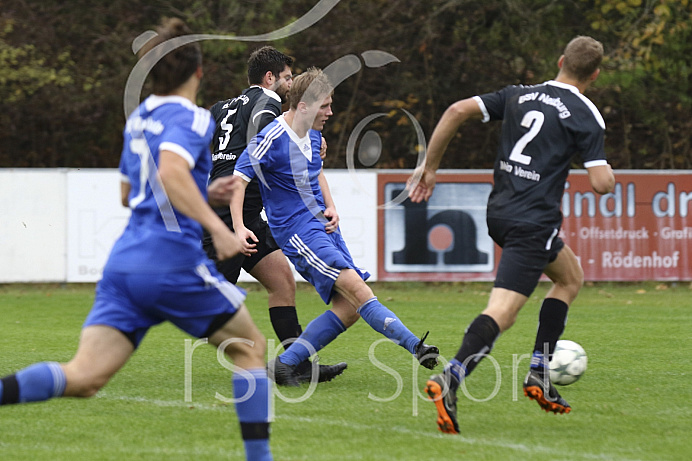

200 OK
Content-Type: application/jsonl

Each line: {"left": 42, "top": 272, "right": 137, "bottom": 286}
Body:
{"left": 287, "top": 67, "right": 333, "bottom": 110}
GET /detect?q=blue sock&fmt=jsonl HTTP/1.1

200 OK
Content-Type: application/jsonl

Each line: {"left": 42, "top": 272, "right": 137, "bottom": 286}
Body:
{"left": 1, "top": 362, "right": 66, "bottom": 405}
{"left": 233, "top": 368, "right": 272, "bottom": 461}
{"left": 279, "top": 310, "right": 345, "bottom": 366}
{"left": 445, "top": 359, "right": 466, "bottom": 384}
{"left": 531, "top": 351, "right": 549, "bottom": 371}
{"left": 357, "top": 297, "right": 419, "bottom": 354}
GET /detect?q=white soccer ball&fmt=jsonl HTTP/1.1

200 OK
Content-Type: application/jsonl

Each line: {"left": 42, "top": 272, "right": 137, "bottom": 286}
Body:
{"left": 549, "top": 340, "right": 587, "bottom": 386}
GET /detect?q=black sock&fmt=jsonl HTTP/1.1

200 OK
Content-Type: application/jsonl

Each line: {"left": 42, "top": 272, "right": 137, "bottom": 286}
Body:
{"left": 239, "top": 422, "right": 271, "bottom": 459}
{"left": 269, "top": 306, "right": 303, "bottom": 351}
{"left": 533, "top": 298, "right": 569, "bottom": 356}
{"left": 453, "top": 314, "right": 500, "bottom": 378}
{"left": 0, "top": 375, "right": 20, "bottom": 405}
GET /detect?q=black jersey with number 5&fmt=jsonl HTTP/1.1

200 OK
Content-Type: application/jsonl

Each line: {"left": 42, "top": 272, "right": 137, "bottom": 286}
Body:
{"left": 476, "top": 80, "right": 607, "bottom": 228}
{"left": 209, "top": 86, "right": 282, "bottom": 217}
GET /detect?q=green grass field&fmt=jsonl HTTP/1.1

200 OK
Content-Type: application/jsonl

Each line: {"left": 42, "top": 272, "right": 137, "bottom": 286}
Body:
{"left": 1, "top": 281, "right": 690, "bottom": 460}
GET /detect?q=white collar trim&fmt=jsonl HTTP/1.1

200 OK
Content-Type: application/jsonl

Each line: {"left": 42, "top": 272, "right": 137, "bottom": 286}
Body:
{"left": 250, "top": 85, "right": 281, "bottom": 103}
{"left": 277, "top": 115, "right": 313, "bottom": 161}
{"left": 144, "top": 94, "right": 195, "bottom": 112}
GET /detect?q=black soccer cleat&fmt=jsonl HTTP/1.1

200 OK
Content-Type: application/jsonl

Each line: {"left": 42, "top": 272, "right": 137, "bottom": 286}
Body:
{"left": 294, "top": 358, "right": 348, "bottom": 384}
{"left": 267, "top": 357, "right": 300, "bottom": 387}
{"left": 414, "top": 331, "right": 440, "bottom": 370}
{"left": 523, "top": 369, "right": 572, "bottom": 414}
{"left": 424, "top": 373, "right": 460, "bottom": 434}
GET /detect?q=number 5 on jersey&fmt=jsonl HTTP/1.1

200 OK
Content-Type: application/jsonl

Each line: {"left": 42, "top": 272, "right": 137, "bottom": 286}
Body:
{"left": 218, "top": 108, "right": 237, "bottom": 151}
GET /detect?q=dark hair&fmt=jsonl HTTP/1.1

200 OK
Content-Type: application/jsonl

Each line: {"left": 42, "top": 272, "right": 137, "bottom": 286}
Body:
{"left": 287, "top": 67, "right": 333, "bottom": 110}
{"left": 562, "top": 36, "right": 604, "bottom": 82}
{"left": 247, "top": 46, "right": 294, "bottom": 85}
{"left": 137, "top": 18, "right": 202, "bottom": 95}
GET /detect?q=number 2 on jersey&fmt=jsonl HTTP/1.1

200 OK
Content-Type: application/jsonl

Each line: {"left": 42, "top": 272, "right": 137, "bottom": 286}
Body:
{"left": 508, "top": 110, "right": 544, "bottom": 165}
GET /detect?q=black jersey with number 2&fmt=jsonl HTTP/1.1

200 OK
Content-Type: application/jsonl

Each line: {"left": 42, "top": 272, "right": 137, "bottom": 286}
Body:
{"left": 209, "top": 86, "right": 282, "bottom": 217}
{"left": 476, "top": 80, "right": 607, "bottom": 228}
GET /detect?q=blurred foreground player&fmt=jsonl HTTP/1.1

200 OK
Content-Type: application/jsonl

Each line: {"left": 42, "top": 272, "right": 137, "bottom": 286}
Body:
{"left": 0, "top": 18, "right": 273, "bottom": 461}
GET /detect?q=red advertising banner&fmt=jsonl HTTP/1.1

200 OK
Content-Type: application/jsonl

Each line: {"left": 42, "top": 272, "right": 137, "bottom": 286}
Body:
{"left": 377, "top": 171, "right": 691, "bottom": 282}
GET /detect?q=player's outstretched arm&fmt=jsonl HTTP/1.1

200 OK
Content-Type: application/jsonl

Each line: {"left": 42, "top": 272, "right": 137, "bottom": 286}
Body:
{"left": 158, "top": 151, "right": 242, "bottom": 260}
{"left": 407, "top": 98, "right": 482, "bottom": 203}
{"left": 228, "top": 174, "right": 258, "bottom": 256}
{"left": 318, "top": 169, "right": 339, "bottom": 233}
{"left": 587, "top": 163, "right": 615, "bottom": 195}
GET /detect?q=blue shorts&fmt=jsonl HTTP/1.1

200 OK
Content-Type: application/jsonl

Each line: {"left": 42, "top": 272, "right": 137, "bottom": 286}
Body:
{"left": 84, "top": 261, "right": 246, "bottom": 348}
{"left": 487, "top": 217, "right": 564, "bottom": 297}
{"left": 282, "top": 225, "right": 370, "bottom": 304}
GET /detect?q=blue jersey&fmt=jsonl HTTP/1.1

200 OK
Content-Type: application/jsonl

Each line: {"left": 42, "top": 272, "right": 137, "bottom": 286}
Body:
{"left": 107, "top": 95, "right": 214, "bottom": 273}
{"left": 477, "top": 80, "right": 607, "bottom": 228}
{"left": 233, "top": 115, "right": 325, "bottom": 248}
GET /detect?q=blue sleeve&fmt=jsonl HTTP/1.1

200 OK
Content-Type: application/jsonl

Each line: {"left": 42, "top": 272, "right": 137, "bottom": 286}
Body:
{"left": 159, "top": 108, "right": 212, "bottom": 168}
{"left": 234, "top": 130, "right": 270, "bottom": 180}
{"left": 234, "top": 147, "right": 256, "bottom": 180}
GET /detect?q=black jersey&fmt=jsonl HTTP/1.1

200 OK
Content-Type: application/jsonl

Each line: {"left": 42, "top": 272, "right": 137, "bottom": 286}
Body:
{"left": 209, "top": 86, "right": 282, "bottom": 217}
{"left": 477, "top": 80, "right": 607, "bottom": 228}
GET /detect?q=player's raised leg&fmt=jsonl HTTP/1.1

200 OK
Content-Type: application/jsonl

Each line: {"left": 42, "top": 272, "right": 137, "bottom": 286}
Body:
{"left": 334, "top": 269, "right": 439, "bottom": 369}
{"left": 0, "top": 325, "right": 134, "bottom": 405}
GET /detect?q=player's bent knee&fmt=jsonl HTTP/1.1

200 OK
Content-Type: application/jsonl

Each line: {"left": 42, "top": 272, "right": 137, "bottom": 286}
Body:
{"left": 340, "top": 310, "right": 360, "bottom": 328}
{"left": 224, "top": 331, "right": 266, "bottom": 363}
{"left": 566, "top": 266, "right": 585, "bottom": 294}
{"left": 65, "top": 374, "right": 110, "bottom": 398}
{"left": 252, "top": 333, "right": 267, "bottom": 358}
{"left": 228, "top": 340, "right": 266, "bottom": 369}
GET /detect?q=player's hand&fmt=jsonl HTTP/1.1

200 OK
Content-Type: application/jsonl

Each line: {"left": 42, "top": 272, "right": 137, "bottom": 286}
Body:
{"left": 406, "top": 164, "right": 437, "bottom": 203}
{"left": 235, "top": 226, "right": 259, "bottom": 256}
{"left": 212, "top": 227, "right": 242, "bottom": 261}
{"left": 323, "top": 206, "right": 339, "bottom": 233}
{"left": 320, "top": 136, "right": 328, "bottom": 160}
{"left": 207, "top": 176, "right": 236, "bottom": 207}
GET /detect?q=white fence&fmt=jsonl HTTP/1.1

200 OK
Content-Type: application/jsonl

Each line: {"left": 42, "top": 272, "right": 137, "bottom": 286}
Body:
{"left": 0, "top": 169, "right": 378, "bottom": 283}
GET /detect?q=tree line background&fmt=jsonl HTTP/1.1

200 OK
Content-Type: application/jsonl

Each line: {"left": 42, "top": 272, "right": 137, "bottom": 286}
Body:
{"left": 1, "top": 0, "right": 690, "bottom": 170}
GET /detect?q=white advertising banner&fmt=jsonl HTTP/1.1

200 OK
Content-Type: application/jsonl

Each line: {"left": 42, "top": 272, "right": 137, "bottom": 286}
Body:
{"left": 66, "top": 170, "right": 130, "bottom": 282}
{"left": 61, "top": 169, "right": 377, "bottom": 284}
{"left": 0, "top": 170, "right": 67, "bottom": 282}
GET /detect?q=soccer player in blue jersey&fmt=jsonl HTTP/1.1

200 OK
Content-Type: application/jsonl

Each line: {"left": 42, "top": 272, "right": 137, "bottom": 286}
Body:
{"left": 230, "top": 67, "right": 439, "bottom": 386}
{"left": 408, "top": 36, "right": 615, "bottom": 434}
{"left": 0, "top": 18, "right": 273, "bottom": 460}
{"left": 204, "top": 46, "right": 346, "bottom": 383}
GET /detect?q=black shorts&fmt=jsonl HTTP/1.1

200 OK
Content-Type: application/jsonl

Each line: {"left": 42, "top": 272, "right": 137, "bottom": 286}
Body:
{"left": 487, "top": 217, "right": 564, "bottom": 297}
{"left": 203, "top": 208, "right": 281, "bottom": 284}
